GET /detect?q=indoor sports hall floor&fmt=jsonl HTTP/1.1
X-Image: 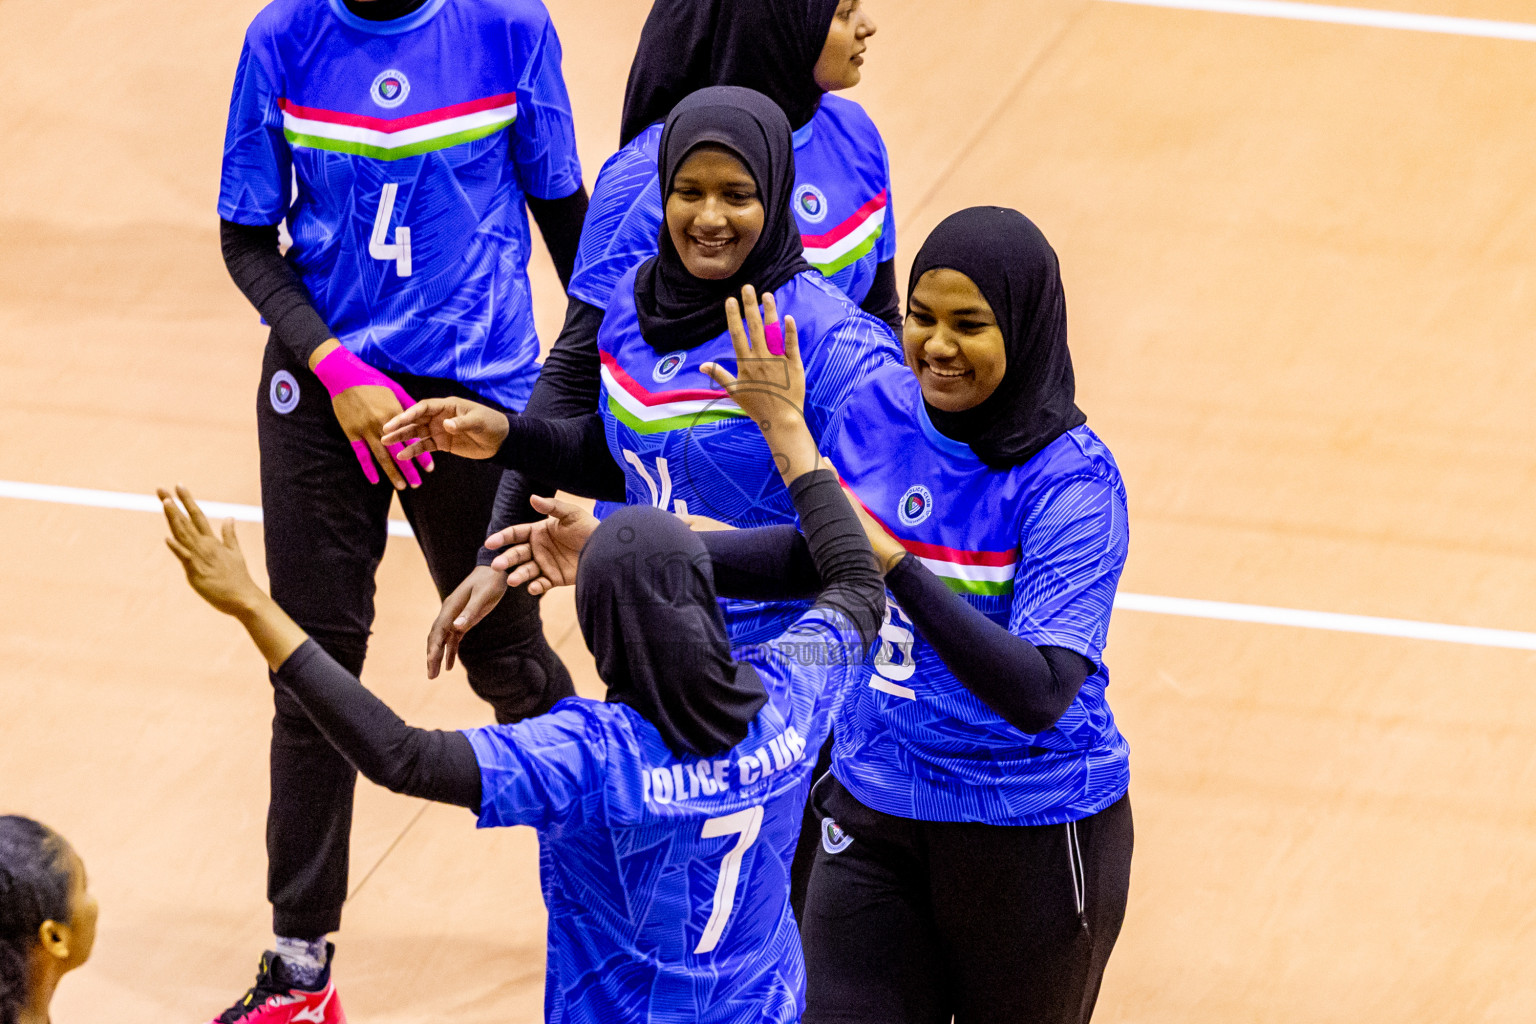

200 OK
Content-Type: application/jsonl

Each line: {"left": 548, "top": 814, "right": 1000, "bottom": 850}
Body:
{"left": 4, "top": 0, "right": 1535, "bottom": 1020}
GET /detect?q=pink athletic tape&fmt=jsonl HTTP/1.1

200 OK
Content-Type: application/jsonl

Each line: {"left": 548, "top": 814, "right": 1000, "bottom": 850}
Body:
{"left": 315, "top": 347, "right": 434, "bottom": 483}
{"left": 763, "top": 320, "right": 785, "bottom": 356}
{"left": 350, "top": 439, "right": 379, "bottom": 485}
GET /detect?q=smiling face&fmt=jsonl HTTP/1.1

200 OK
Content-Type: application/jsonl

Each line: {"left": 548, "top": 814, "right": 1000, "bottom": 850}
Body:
{"left": 665, "top": 145, "right": 765, "bottom": 280}
{"left": 813, "top": 0, "right": 878, "bottom": 92}
{"left": 904, "top": 268, "right": 1008, "bottom": 412}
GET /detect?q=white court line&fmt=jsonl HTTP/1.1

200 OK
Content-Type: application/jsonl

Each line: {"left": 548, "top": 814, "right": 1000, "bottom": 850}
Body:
{"left": 0, "top": 479, "right": 415, "bottom": 538}
{"left": 4, "top": 478, "right": 1534, "bottom": 651}
{"left": 1113, "top": 592, "right": 1536, "bottom": 651}
{"left": 1097, "top": 0, "right": 1536, "bottom": 41}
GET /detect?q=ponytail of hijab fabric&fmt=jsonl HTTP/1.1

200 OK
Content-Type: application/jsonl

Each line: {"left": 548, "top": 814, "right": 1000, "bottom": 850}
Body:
{"left": 632, "top": 86, "right": 812, "bottom": 354}
{"left": 620, "top": 0, "right": 841, "bottom": 146}
{"left": 576, "top": 506, "right": 768, "bottom": 757}
{"left": 908, "top": 207, "right": 1086, "bottom": 468}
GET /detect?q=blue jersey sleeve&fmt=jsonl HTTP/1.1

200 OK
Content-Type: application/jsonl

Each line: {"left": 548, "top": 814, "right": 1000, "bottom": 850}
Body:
{"left": 875, "top": 133, "right": 897, "bottom": 265}
{"left": 801, "top": 313, "right": 902, "bottom": 445}
{"left": 1008, "top": 473, "right": 1129, "bottom": 666}
{"left": 217, "top": 40, "right": 289, "bottom": 226}
{"left": 506, "top": 3, "right": 582, "bottom": 201}
{"left": 567, "top": 132, "right": 664, "bottom": 308}
{"left": 464, "top": 704, "right": 608, "bottom": 830}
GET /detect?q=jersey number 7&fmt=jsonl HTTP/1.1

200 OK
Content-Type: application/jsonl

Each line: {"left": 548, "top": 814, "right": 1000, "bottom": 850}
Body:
{"left": 369, "top": 182, "right": 413, "bottom": 277}
{"left": 694, "top": 805, "right": 764, "bottom": 954}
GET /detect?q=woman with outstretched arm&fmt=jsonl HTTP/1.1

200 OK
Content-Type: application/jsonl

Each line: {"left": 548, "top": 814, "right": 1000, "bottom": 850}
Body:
{"left": 160, "top": 298, "right": 882, "bottom": 1024}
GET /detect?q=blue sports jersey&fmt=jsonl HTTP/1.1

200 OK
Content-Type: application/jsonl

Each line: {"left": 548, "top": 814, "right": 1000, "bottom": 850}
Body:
{"left": 218, "top": 0, "right": 582, "bottom": 410}
{"left": 569, "top": 95, "right": 895, "bottom": 311}
{"left": 596, "top": 269, "right": 900, "bottom": 644}
{"left": 464, "top": 606, "right": 864, "bottom": 1024}
{"left": 825, "top": 364, "right": 1131, "bottom": 826}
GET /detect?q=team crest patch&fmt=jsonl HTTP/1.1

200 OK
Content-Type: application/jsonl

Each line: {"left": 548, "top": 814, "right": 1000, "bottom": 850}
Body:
{"left": 269, "top": 370, "right": 300, "bottom": 414}
{"left": 652, "top": 352, "right": 686, "bottom": 383}
{"left": 371, "top": 69, "right": 410, "bottom": 109}
{"left": 897, "top": 485, "right": 933, "bottom": 527}
{"left": 794, "top": 184, "right": 829, "bottom": 224}
{"left": 821, "top": 817, "right": 853, "bottom": 854}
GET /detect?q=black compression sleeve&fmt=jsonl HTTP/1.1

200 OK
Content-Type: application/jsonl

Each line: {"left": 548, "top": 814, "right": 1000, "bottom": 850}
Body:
{"left": 220, "top": 220, "right": 334, "bottom": 366}
{"left": 532, "top": 297, "right": 607, "bottom": 418}
{"left": 787, "top": 470, "right": 884, "bottom": 650}
{"left": 861, "top": 259, "right": 902, "bottom": 335}
{"left": 479, "top": 297, "right": 608, "bottom": 563}
{"left": 274, "top": 640, "right": 482, "bottom": 812}
{"left": 527, "top": 186, "right": 590, "bottom": 292}
{"left": 489, "top": 411, "right": 627, "bottom": 502}
{"left": 883, "top": 556, "right": 1092, "bottom": 733}
{"left": 700, "top": 526, "right": 821, "bottom": 601}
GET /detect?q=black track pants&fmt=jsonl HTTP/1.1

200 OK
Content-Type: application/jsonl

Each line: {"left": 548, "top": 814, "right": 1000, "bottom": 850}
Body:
{"left": 801, "top": 778, "right": 1133, "bottom": 1024}
{"left": 257, "top": 339, "right": 575, "bottom": 938}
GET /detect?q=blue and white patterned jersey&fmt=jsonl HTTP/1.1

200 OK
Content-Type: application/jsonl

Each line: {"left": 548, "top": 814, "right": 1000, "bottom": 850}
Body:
{"left": 463, "top": 607, "right": 865, "bottom": 1024}
{"left": 569, "top": 95, "right": 895, "bottom": 311}
{"left": 218, "top": 0, "right": 582, "bottom": 410}
{"left": 825, "top": 364, "right": 1131, "bottom": 826}
{"left": 596, "top": 269, "right": 899, "bottom": 644}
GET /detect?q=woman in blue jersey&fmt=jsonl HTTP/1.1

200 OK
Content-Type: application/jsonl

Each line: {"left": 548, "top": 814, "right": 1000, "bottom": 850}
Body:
{"left": 214, "top": 0, "right": 586, "bottom": 1019}
{"left": 799, "top": 208, "right": 1135, "bottom": 1024}
{"left": 385, "top": 86, "right": 898, "bottom": 650}
{"left": 503, "top": 208, "right": 1136, "bottom": 1022}
{"left": 157, "top": 295, "right": 885, "bottom": 1024}
{"left": 426, "top": 0, "right": 892, "bottom": 669}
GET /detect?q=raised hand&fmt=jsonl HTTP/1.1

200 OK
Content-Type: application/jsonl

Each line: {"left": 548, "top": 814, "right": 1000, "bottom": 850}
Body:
{"left": 702, "top": 285, "right": 823, "bottom": 484}
{"left": 487, "top": 494, "right": 599, "bottom": 596}
{"left": 160, "top": 486, "right": 263, "bottom": 616}
{"left": 381, "top": 396, "right": 510, "bottom": 461}
{"left": 425, "top": 566, "right": 508, "bottom": 679}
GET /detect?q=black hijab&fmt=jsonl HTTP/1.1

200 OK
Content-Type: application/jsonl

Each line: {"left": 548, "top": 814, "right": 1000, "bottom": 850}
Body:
{"left": 576, "top": 505, "right": 768, "bottom": 758}
{"left": 632, "top": 87, "right": 812, "bottom": 354}
{"left": 908, "top": 207, "right": 1087, "bottom": 468}
{"left": 620, "top": 0, "right": 841, "bottom": 146}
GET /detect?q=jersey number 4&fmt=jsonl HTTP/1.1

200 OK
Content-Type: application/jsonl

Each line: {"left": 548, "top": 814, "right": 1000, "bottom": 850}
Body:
{"left": 369, "top": 183, "right": 412, "bottom": 277}
{"left": 694, "top": 805, "right": 764, "bottom": 954}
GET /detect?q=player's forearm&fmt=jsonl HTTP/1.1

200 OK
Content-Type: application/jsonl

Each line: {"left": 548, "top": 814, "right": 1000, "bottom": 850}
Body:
{"left": 526, "top": 185, "right": 590, "bottom": 291}
{"left": 219, "top": 219, "right": 335, "bottom": 366}
{"left": 788, "top": 469, "right": 884, "bottom": 650}
{"left": 883, "top": 557, "right": 1090, "bottom": 733}
{"left": 759, "top": 409, "right": 824, "bottom": 486}
{"left": 274, "top": 640, "right": 483, "bottom": 811}
{"left": 231, "top": 590, "right": 310, "bottom": 672}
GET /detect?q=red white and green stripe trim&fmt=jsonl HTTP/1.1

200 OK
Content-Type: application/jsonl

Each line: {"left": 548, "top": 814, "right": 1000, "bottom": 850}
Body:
{"left": 600, "top": 351, "right": 746, "bottom": 435}
{"left": 279, "top": 93, "right": 517, "bottom": 160}
{"left": 801, "top": 191, "right": 888, "bottom": 276}
{"left": 854, "top": 496, "right": 1019, "bottom": 596}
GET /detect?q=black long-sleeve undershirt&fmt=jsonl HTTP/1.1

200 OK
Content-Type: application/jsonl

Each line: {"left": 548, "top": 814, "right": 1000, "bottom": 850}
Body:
{"left": 480, "top": 297, "right": 608, "bottom": 562}
{"left": 699, "top": 532, "right": 1091, "bottom": 733}
{"left": 785, "top": 470, "right": 884, "bottom": 650}
{"left": 219, "top": 187, "right": 586, "bottom": 367}
{"left": 486, "top": 410, "right": 627, "bottom": 503}
{"left": 267, "top": 465, "right": 880, "bottom": 812}
{"left": 274, "top": 641, "right": 483, "bottom": 811}
{"left": 862, "top": 259, "right": 902, "bottom": 335}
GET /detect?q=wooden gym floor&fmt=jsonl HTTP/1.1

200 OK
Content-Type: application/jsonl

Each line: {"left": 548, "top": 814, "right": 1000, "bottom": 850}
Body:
{"left": 2, "top": 0, "right": 1534, "bottom": 1019}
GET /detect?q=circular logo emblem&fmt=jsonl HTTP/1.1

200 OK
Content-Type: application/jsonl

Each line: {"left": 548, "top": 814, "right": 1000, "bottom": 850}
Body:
{"left": 652, "top": 353, "right": 686, "bottom": 384}
{"left": 794, "top": 184, "right": 829, "bottom": 224}
{"left": 371, "top": 69, "right": 410, "bottom": 109}
{"left": 269, "top": 370, "right": 300, "bottom": 415}
{"left": 821, "top": 817, "right": 854, "bottom": 855}
{"left": 897, "top": 485, "right": 934, "bottom": 527}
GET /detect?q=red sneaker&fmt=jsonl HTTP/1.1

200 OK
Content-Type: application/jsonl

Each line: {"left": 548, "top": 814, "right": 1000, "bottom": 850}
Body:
{"left": 211, "top": 945, "right": 346, "bottom": 1023}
